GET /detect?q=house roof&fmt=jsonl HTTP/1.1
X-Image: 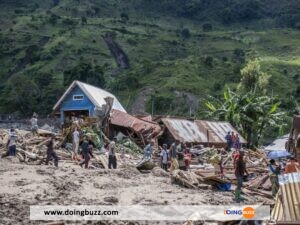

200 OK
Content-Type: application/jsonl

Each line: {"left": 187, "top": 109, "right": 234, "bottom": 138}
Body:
{"left": 110, "top": 109, "right": 161, "bottom": 136}
{"left": 53, "top": 81, "right": 126, "bottom": 113}
{"left": 161, "top": 118, "right": 247, "bottom": 144}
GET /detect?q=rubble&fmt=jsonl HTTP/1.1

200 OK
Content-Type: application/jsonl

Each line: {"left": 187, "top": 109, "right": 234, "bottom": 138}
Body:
{"left": 0, "top": 128, "right": 141, "bottom": 169}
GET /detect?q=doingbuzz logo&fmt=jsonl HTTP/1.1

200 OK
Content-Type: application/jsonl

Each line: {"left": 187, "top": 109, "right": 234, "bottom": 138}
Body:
{"left": 224, "top": 207, "right": 255, "bottom": 219}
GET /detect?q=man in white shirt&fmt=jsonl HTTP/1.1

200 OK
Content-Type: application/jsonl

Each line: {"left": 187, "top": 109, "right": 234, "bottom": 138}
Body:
{"left": 72, "top": 128, "right": 80, "bottom": 159}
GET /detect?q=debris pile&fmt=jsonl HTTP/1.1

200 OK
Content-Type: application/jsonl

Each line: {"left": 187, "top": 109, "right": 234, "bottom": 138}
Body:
{"left": 170, "top": 147, "right": 274, "bottom": 203}
{"left": 0, "top": 128, "right": 141, "bottom": 168}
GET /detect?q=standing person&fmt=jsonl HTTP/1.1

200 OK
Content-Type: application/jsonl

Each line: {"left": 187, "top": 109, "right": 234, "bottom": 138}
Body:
{"left": 108, "top": 141, "right": 117, "bottom": 169}
{"left": 30, "top": 114, "right": 38, "bottom": 136}
{"left": 225, "top": 132, "right": 232, "bottom": 151}
{"left": 143, "top": 140, "right": 154, "bottom": 160}
{"left": 72, "top": 128, "right": 80, "bottom": 160}
{"left": 6, "top": 128, "right": 17, "bottom": 156}
{"left": 169, "top": 141, "right": 179, "bottom": 172}
{"left": 231, "top": 132, "right": 236, "bottom": 148}
{"left": 269, "top": 159, "right": 281, "bottom": 197}
{"left": 79, "top": 136, "right": 91, "bottom": 169}
{"left": 284, "top": 157, "right": 300, "bottom": 173}
{"left": 234, "top": 151, "right": 248, "bottom": 202}
{"left": 234, "top": 134, "right": 241, "bottom": 150}
{"left": 160, "top": 144, "right": 169, "bottom": 171}
{"left": 184, "top": 146, "right": 192, "bottom": 171}
{"left": 45, "top": 135, "right": 58, "bottom": 167}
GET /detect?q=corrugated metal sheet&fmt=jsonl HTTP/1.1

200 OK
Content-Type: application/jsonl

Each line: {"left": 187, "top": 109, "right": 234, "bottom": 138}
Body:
{"left": 161, "top": 118, "right": 207, "bottom": 143}
{"left": 110, "top": 109, "right": 161, "bottom": 135}
{"left": 271, "top": 172, "right": 300, "bottom": 222}
{"left": 161, "top": 118, "right": 246, "bottom": 144}
{"left": 53, "top": 80, "right": 126, "bottom": 112}
{"left": 196, "top": 120, "right": 247, "bottom": 144}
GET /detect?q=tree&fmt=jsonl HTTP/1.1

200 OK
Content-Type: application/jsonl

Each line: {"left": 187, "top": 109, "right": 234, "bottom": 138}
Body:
{"left": 120, "top": 12, "right": 129, "bottom": 22}
{"left": 63, "top": 62, "right": 106, "bottom": 88}
{"left": 181, "top": 28, "right": 191, "bottom": 39}
{"left": 239, "top": 59, "right": 270, "bottom": 94}
{"left": 81, "top": 16, "right": 87, "bottom": 25}
{"left": 0, "top": 74, "right": 40, "bottom": 115}
{"left": 204, "top": 59, "right": 285, "bottom": 147}
{"left": 202, "top": 23, "right": 212, "bottom": 32}
{"left": 205, "top": 88, "right": 285, "bottom": 147}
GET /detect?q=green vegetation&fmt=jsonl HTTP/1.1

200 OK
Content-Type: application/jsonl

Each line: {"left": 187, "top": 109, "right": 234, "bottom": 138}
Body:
{"left": 205, "top": 60, "right": 286, "bottom": 146}
{"left": 0, "top": 0, "right": 300, "bottom": 143}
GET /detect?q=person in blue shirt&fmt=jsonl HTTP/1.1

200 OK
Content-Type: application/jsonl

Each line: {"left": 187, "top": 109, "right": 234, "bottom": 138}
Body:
{"left": 269, "top": 159, "right": 281, "bottom": 197}
{"left": 143, "top": 140, "right": 154, "bottom": 159}
{"left": 160, "top": 144, "right": 169, "bottom": 171}
{"left": 225, "top": 131, "right": 232, "bottom": 151}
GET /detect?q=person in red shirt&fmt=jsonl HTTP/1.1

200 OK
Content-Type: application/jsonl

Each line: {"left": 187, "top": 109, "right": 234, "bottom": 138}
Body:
{"left": 284, "top": 157, "right": 300, "bottom": 174}
{"left": 183, "top": 145, "right": 192, "bottom": 171}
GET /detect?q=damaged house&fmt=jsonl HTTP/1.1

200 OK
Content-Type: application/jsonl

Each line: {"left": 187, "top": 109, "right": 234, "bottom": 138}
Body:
{"left": 159, "top": 117, "right": 247, "bottom": 147}
{"left": 108, "top": 109, "right": 161, "bottom": 146}
{"left": 53, "top": 80, "right": 126, "bottom": 124}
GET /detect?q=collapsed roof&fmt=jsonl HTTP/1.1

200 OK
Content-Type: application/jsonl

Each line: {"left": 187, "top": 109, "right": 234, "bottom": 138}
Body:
{"left": 161, "top": 118, "right": 247, "bottom": 144}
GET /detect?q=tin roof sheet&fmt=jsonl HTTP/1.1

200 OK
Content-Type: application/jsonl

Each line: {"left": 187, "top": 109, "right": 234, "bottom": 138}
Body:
{"left": 110, "top": 110, "right": 161, "bottom": 135}
{"left": 272, "top": 172, "right": 300, "bottom": 222}
{"left": 161, "top": 118, "right": 246, "bottom": 144}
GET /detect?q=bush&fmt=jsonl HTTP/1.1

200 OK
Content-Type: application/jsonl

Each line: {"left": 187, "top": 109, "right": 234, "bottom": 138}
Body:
{"left": 14, "top": 9, "right": 23, "bottom": 14}
{"left": 81, "top": 16, "right": 87, "bottom": 25}
{"left": 202, "top": 23, "right": 212, "bottom": 32}
{"left": 62, "top": 18, "right": 77, "bottom": 26}
{"left": 204, "top": 56, "right": 213, "bottom": 67}
{"left": 120, "top": 12, "right": 129, "bottom": 21}
{"left": 232, "top": 48, "right": 245, "bottom": 63}
{"left": 181, "top": 28, "right": 191, "bottom": 39}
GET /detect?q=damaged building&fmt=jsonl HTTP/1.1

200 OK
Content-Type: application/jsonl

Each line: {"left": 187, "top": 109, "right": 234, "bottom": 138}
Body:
{"left": 53, "top": 80, "right": 126, "bottom": 124}
{"left": 158, "top": 117, "right": 247, "bottom": 147}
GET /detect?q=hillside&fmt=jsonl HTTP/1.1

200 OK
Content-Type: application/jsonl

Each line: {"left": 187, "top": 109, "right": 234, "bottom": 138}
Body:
{"left": 0, "top": 0, "right": 300, "bottom": 117}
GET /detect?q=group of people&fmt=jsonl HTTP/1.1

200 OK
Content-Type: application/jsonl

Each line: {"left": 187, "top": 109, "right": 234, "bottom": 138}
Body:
{"left": 143, "top": 140, "right": 192, "bottom": 172}
{"left": 72, "top": 128, "right": 118, "bottom": 169}
{"left": 225, "top": 131, "right": 241, "bottom": 151}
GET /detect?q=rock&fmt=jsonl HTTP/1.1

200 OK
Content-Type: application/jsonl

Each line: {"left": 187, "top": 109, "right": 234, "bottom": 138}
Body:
{"left": 104, "top": 196, "right": 119, "bottom": 204}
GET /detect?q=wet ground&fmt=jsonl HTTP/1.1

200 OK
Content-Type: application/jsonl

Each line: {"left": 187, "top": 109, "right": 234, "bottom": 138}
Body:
{"left": 0, "top": 157, "right": 263, "bottom": 225}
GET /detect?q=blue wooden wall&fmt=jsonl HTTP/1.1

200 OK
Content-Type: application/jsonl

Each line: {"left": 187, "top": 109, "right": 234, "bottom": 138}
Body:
{"left": 59, "top": 86, "right": 95, "bottom": 123}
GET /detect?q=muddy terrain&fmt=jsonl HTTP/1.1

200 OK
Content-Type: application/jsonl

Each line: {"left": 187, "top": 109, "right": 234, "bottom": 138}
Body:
{"left": 0, "top": 156, "right": 259, "bottom": 225}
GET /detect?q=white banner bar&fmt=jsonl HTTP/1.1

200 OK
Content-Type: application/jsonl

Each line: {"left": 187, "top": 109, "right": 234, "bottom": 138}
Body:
{"left": 30, "top": 205, "right": 270, "bottom": 221}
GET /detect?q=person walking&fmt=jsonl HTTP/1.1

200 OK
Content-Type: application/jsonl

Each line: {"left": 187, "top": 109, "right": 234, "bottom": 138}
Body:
{"left": 234, "top": 151, "right": 248, "bottom": 202}
{"left": 108, "top": 141, "right": 117, "bottom": 169}
{"left": 269, "top": 159, "right": 280, "bottom": 197}
{"left": 160, "top": 144, "right": 169, "bottom": 171}
{"left": 45, "top": 135, "right": 58, "bottom": 167}
{"left": 6, "top": 128, "right": 17, "bottom": 156}
{"left": 79, "top": 136, "right": 91, "bottom": 169}
{"left": 72, "top": 128, "right": 80, "bottom": 160}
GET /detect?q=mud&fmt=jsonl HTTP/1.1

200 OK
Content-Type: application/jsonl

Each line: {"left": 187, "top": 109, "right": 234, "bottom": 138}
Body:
{"left": 0, "top": 157, "right": 262, "bottom": 225}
